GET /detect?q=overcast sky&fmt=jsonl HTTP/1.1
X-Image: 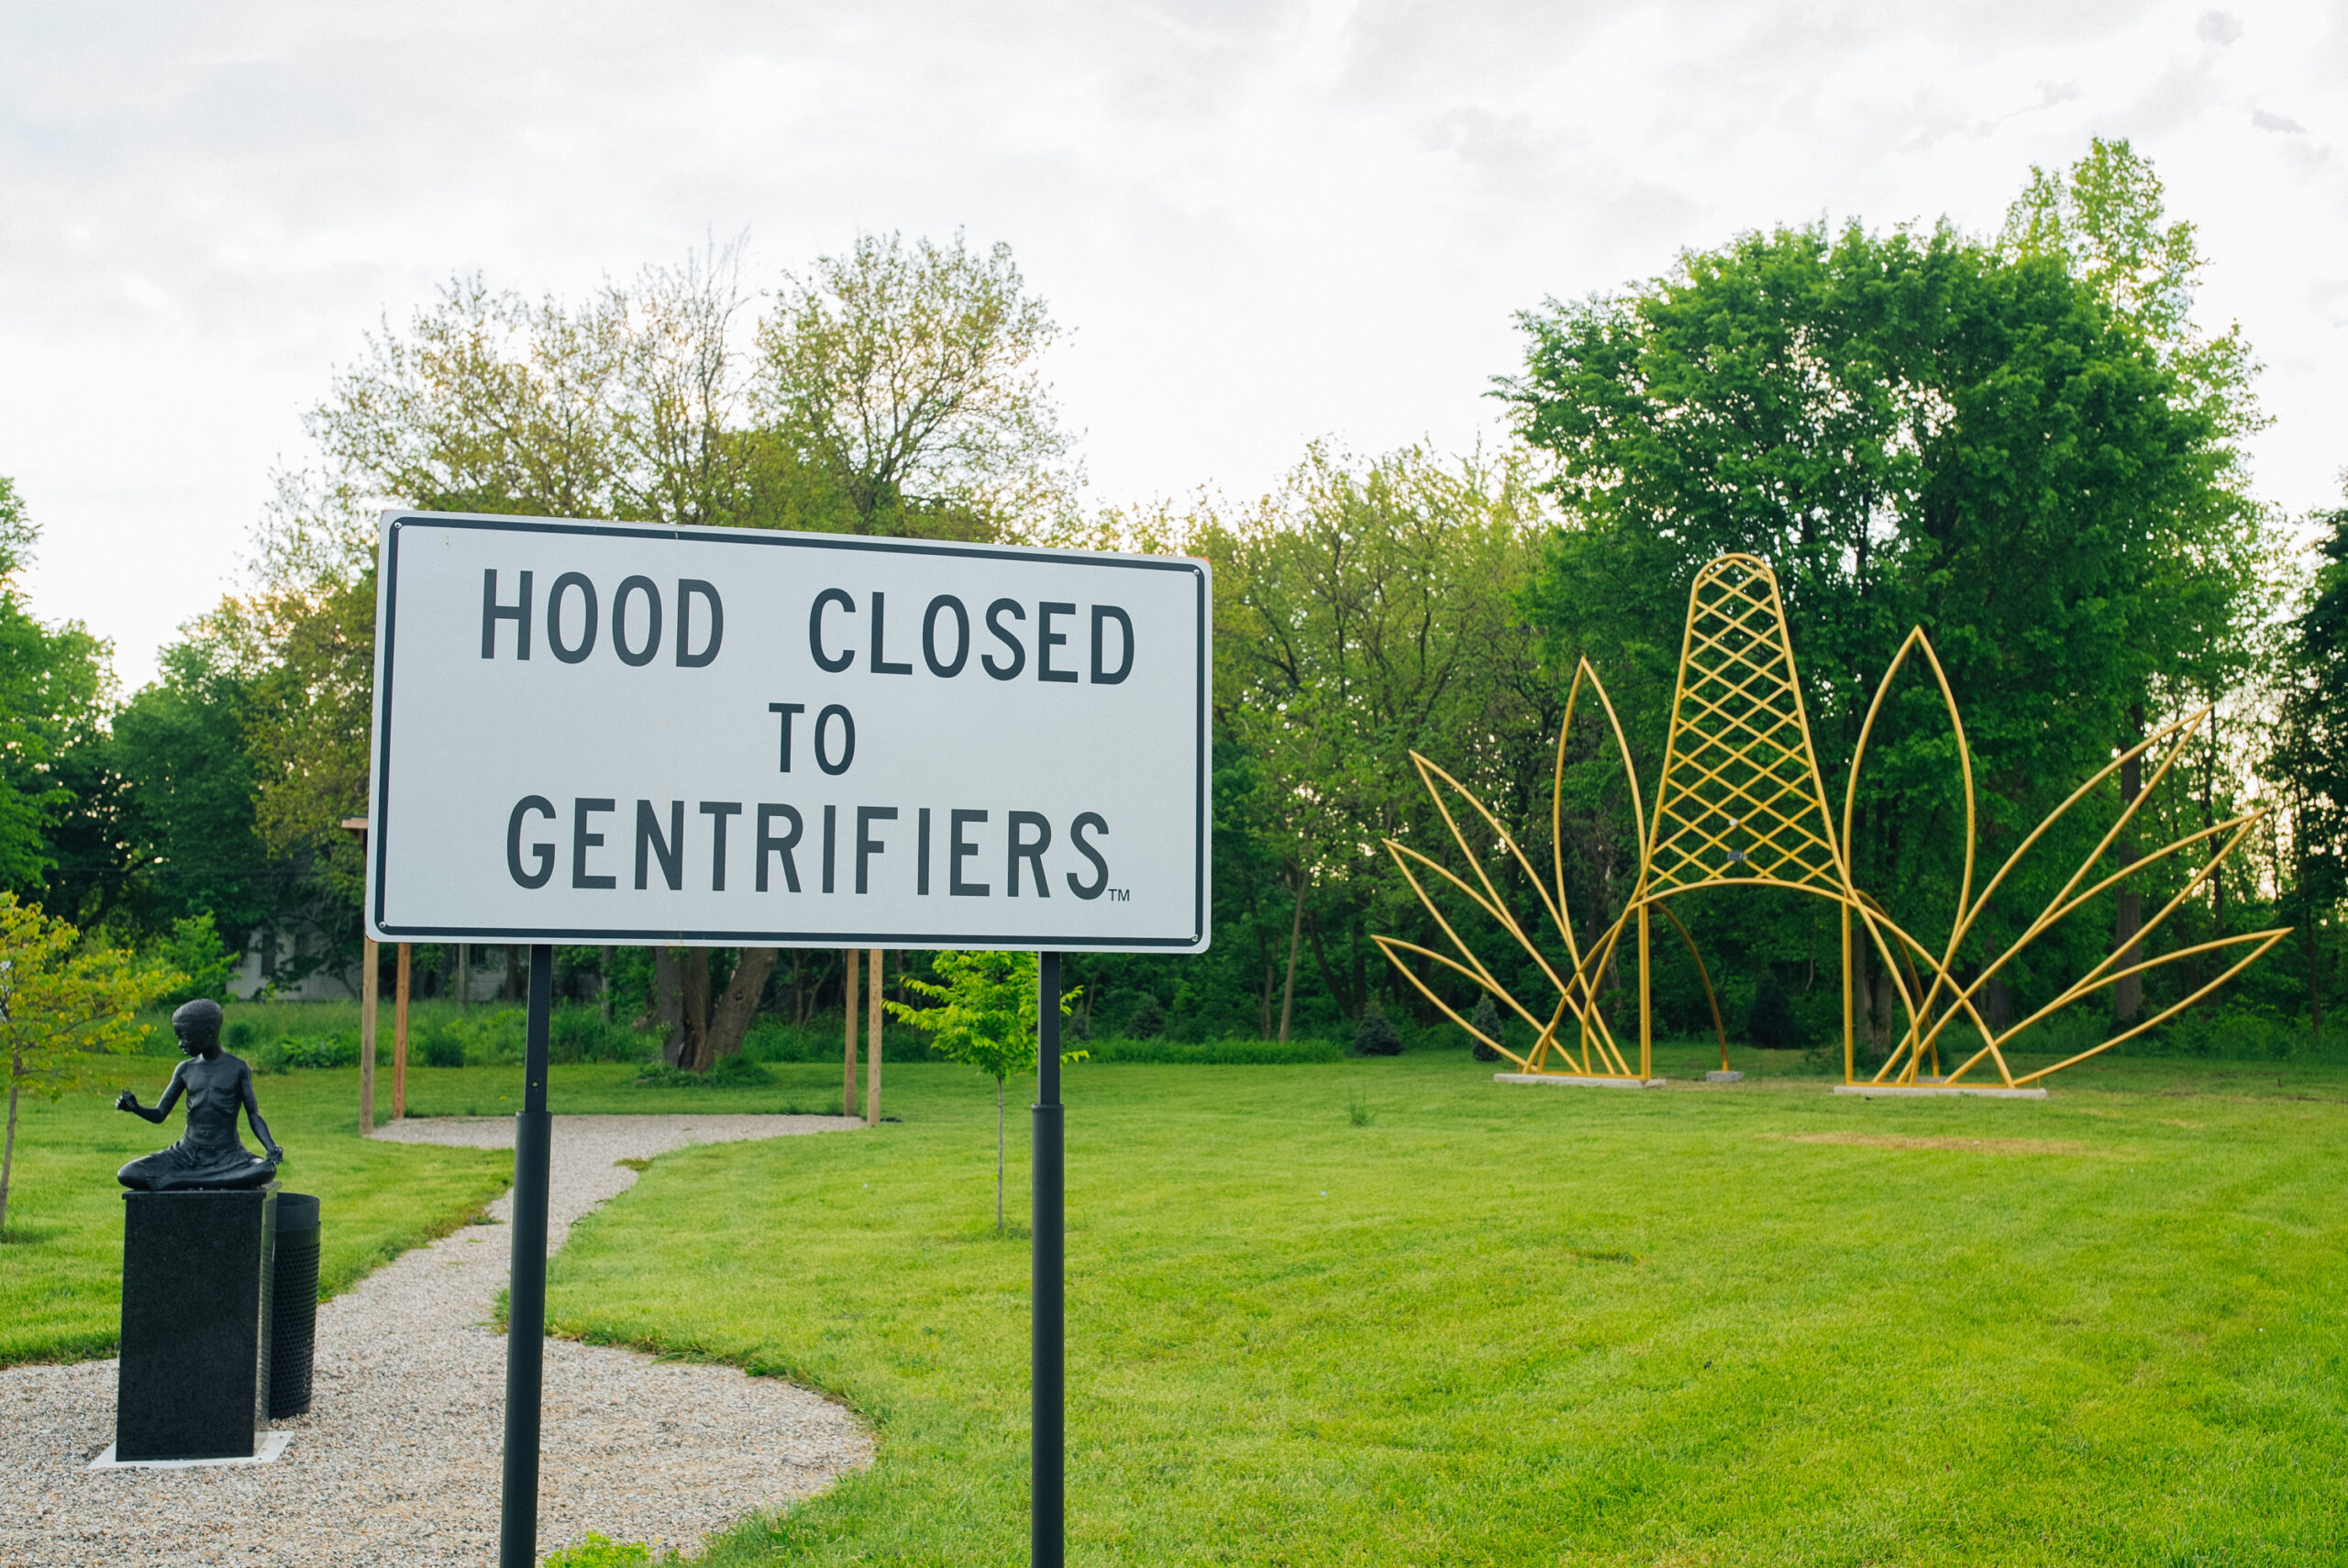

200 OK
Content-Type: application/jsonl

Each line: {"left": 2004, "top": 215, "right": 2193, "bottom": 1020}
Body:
{"left": 3, "top": 0, "right": 2341, "bottom": 689}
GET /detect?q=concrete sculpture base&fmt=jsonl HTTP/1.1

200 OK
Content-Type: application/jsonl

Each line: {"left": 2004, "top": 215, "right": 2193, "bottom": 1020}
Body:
{"left": 1494, "top": 1073, "right": 1667, "bottom": 1089}
{"left": 1832, "top": 1084, "right": 2048, "bottom": 1099}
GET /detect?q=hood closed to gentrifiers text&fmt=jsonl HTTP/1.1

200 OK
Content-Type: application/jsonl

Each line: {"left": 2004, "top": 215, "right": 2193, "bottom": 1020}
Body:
{"left": 367, "top": 514, "right": 1210, "bottom": 954}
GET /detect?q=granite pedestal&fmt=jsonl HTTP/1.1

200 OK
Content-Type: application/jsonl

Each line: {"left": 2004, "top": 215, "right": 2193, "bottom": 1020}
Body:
{"left": 267, "top": 1192, "right": 321, "bottom": 1419}
{"left": 116, "top": 1186, "right": 278, "bottom": 1462}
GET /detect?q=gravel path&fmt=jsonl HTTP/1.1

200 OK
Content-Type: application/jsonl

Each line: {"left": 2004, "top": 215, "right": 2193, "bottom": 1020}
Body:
{"left": 2, "top": 1114, "right": 876, "bottom": 1566}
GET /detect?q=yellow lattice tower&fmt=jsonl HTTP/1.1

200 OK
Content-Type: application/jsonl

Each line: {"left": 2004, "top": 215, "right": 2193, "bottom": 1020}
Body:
{"left": 1567, "top": 555, "right": 1849, "bottom": 1080}
{"left": 1641, "top": 555, "right": 1844, "bottom": 898}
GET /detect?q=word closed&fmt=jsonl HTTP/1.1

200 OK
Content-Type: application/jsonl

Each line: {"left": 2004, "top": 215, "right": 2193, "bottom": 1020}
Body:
{"left": 367, "top": 513, "right": 1210, "bottom": 951}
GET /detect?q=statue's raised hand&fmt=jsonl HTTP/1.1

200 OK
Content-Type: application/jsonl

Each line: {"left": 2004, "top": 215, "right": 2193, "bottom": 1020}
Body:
{"left": 115, "top": 1089, "right": 141, "bottom": 1113}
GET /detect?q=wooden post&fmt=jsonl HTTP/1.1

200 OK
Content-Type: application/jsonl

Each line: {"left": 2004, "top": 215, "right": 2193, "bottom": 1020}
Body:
{"left": 865, "top": 948, "right": 883, "bottom": 1126}
{"left": 842, "top": 947, "right": 860, "bottom": 1119}
{"left": 393, "top": 942, "right": 412, "bottom": 1120}
{"left": 360, "top": 937, "right": 378, "bottom": 1132}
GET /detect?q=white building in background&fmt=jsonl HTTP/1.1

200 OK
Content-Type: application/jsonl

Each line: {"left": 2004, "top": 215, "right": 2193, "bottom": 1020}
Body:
{"left": 231, "top": 933, "right": 515, "bottom": 1003}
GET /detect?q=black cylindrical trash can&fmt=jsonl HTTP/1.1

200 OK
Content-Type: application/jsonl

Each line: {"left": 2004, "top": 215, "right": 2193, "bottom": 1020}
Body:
{"left": 267, "top": 1192, "right": 321, "bottom": 1419}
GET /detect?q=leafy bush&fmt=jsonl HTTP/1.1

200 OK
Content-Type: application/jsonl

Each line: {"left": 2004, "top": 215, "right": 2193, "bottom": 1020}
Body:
{"left": 1353, "top": 1005, "right": 1403, "bottom": 1056}
{"left": 633, "top": 1055, "right": 775, "bottom": 1088}
{"left": 1084, "top": 1036, "right": 1345, "bottom": 1064}
{"left": 2137, "top": 1004, "right": 2302, "bottom": 1062}
{"left": 150, "top": 913, "right": 240, "bottom": 1007}
{"left": 743, "top": 1017, "right": 860, "bottom": 1062}
{"left": 273, "top": 1033, "right": 360, "bottom": 1070}
{"left": 1744, "top": 973, "right": 1803, "bottom": 1049}
{"left": 544, "top": 1535, "right": 651, "bottom": 1568}
{"left": 548, "top": 1006, "right": 647, "bottom": 1064}
{"left": 1124, "top": 993, "right": 1167, "bottom": 1039}
{"left": 420, "top": 1031, "right": 467, "bottom": 1068}
{"left": 1467, "top": 995, "right": 1504, "bottom": 1062}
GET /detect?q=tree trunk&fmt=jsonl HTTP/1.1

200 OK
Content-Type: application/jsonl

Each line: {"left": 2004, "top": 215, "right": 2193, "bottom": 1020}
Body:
{"left": 677, "top": 949, "right": 712, "bottom": 1070}
{"left": 654, "top": 947, "right": 686, "bottom": 1066}
{"left": 1259, "top": 964, "right": 1275, "bottom": 1041}
{"left": 600, "top": 945, "right": 615, "bottom": 1021}
{"left": 2114, "top": 706, "right": 2145, "bottom": 1023}
{"left": 2305, "top": 867, "right": 2326, "bottom": 1042}
{"left": 1870, "top": 966, "right": 1898, "bottom": 1054}
{"left": 698, "top": 947, "right": 779, "bottom": 1069}
{"left": 1982, "top": 974, "right": 2014, "bottom": 1036}
{"left": 1307, "top": 912, "right": 1359, "bottom": 1021}
{"left": 1278, "top": 877, "right": 1308, "bottom": 1044}
{"left": 457, "top": 944, "right": 471, "bottom": 1011}
{"left": 1, "top": 1063, "right": 19, "bottom": 1236}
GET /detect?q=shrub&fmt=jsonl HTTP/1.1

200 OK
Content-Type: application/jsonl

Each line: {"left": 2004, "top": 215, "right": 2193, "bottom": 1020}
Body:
{"left": 1084, "top": 1036, "right": 1344, "bottom": 1064}
{"left": 1744, "top": 973, "right": 1803, "bottom": 1049}
{"left": 1353, "top": 1004, "right": 1403, "bottom": 1056}
{"left": 151, "top": 913, "right": 239, "bottom": 1008}
{"left": 420, "top": 1030, "right": 466, "bottom": 1068}
{"left": 544, "top": 1535, "right": 651, "bottom": 1568}
{"left": 277, "top": 1033, "right": 360, "bottom": 1070}
{"left": 1467, "top": 995, "right": 1504, "bottom": 1062}
{"left": 548, "top": 1005, "right": 645, "bottom": 1064}
{"left": 1124, "top": 993, "right": 1166, "bottom": 1039}
{"left": 633, "top": 1055, "right": 775, "bottom": 1088}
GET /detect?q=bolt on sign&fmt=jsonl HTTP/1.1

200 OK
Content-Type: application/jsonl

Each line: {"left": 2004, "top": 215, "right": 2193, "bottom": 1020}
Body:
{"left": 364, "top": 513, "right": 1212, "bottom": 953}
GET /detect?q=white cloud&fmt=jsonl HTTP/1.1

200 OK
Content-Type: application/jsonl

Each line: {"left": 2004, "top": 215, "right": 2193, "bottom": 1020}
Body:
{"left": 2, "top": 0, "right": 2343, "bottom": 685}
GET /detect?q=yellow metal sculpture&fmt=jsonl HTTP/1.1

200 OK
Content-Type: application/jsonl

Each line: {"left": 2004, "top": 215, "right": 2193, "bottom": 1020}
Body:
{"left": 1375, "top": 554, "right": 2287, "bottom": 1091}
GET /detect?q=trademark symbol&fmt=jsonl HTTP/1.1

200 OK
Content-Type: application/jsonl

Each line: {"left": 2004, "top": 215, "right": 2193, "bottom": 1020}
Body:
{"left": 1108, "top": 888, "right": 1131, "bottom": 901}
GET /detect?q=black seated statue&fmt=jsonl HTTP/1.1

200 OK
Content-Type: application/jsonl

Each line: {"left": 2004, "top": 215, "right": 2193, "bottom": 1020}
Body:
{"left": 116, "top": 999, "right": 284, "bottom": 1191}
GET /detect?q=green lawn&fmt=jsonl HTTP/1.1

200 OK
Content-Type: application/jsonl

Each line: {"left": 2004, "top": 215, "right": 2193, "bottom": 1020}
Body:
{"left": 11, "top": 1043, "right": 2346, "bottom": 1562}
{"left": 0, "top": 1063, "right": 511, "bottom": 1365}
{"left": 535, "top": 1045, "right": 2348, "bottom": 1566}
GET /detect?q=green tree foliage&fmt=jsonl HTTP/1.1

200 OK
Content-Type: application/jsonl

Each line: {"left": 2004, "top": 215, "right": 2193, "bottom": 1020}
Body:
{"left": 1191, "top": 445, "right": 1558, "bottom": 1038}
{"left": 151, "top": 913, "right": 240, "bottom": 1007}
{"left": 1497, "top": 168, "right": 2266, "bottom": 1045}
{"left": 887, "top": 950, "right": 1079, "bottom": 1233}
{"left": 0, "top": 481, "right": 114, "bottom": 903}
{"left": 220, "top": 234, "right": 1072, "bottom": 1037}
{"left": 0, "top": 893, "right": 181, "bottom": 1232}
{"left": 753, "top": 231, "right": 1078, "bottom": 538}
{"left": 2270, "top": 495, "right": 2348, "bottom": 1031}
{"left": 107, "top": 637, "right": 279, "bottom": 934}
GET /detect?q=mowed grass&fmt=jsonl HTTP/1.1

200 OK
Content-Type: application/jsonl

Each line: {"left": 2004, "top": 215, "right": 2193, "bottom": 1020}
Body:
{"left": 0, "top": 1063, "right": 510, "bottom": 1365}
{"left": 538, "top": 1046, "right": 2348, "bottom": 1566}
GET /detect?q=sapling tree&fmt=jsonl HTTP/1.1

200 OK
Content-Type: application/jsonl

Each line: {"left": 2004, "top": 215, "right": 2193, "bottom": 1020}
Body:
{"left": 0, "top": 894, "right": 180, "bottom": 1234}
{"left": 887, "top": 951, "right": 1079, "bottom": 1235}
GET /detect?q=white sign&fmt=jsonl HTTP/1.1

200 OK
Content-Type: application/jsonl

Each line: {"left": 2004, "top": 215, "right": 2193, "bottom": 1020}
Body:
{"left": 364, "top": 513, "right": 1211, "bottom": 952}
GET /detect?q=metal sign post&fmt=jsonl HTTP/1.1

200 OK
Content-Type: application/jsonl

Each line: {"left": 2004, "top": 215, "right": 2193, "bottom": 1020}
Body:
{"left": 360, "top": 512, "right": 1210, "bottom": 1567}
{"left": 1033, "top": 951, "right": 1064, "bottom": 1568}
{"left": 498, "top": 946, "right": 553, "bottom": 1567}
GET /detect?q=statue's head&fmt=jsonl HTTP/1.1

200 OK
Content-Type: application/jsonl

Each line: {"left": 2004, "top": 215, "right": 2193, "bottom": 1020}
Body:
{"left": 172, "top": 999, "right": 225, "bottom": 1057}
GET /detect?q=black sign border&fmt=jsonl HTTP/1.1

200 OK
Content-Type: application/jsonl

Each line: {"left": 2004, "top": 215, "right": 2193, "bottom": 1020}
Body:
{"left": 371, "top": 513, "right": 1210, "bottom": 951}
